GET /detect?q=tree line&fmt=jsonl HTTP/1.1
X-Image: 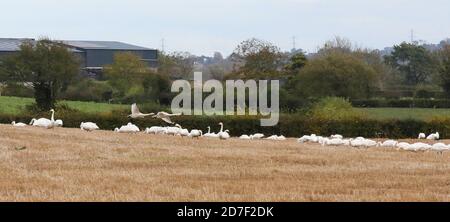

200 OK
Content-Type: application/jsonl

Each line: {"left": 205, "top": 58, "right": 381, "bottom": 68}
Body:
{"left": 0, "top": 37, "right": 449, "bottom": 111}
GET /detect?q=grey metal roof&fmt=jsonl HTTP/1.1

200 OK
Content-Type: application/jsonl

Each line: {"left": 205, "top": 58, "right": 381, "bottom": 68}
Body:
{"left": 0, "top": 38, "right": 82, "bottom": 52}
{"left": 0, "top": 38, "right": 34, "bottom": 51}
{"left": 62, "top": 40, "right": 153, "bottom": 50}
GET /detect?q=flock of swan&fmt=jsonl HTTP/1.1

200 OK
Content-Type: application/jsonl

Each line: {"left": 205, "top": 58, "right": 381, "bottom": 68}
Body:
{"left": 6, "top": 103, "right": 450, "bottom": 154}
{"left": 298, "top": 132, "right": 449, "bottom": 154}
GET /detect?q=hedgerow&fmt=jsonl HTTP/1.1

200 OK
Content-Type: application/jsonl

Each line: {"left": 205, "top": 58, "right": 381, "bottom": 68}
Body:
{"left": 1, "top": 111, "right": 449, "bottom": 139}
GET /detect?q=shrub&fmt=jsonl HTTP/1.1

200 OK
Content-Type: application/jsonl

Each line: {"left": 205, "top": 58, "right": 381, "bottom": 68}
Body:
{"left": 309, "top": 97, "right": 366, "bottom": 120}
{"left": 59, "top": 79, "right": 113, "bottom": 102}
{"left": 0, "top": 83, "right": 34, "bottom": 97}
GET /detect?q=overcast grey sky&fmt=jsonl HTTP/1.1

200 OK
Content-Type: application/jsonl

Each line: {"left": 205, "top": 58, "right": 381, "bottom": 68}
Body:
{"left": 1, "top": 0, "right": 449, "bottom": 56}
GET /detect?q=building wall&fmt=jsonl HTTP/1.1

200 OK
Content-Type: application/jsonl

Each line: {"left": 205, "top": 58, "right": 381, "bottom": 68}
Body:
{"left": 84, "top": 49, "right": 157, "bottom": 68}
{"left": 0, "top": 47, "right": 158, "bottom": 71}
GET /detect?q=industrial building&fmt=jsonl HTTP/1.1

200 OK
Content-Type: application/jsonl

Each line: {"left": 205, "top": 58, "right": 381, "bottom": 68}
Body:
{"left": 0, "top": 38, "right": 158, "bottom": 77}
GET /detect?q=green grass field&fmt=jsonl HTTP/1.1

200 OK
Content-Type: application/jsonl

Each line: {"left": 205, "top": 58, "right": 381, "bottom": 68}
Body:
{"left": 358, "top": 108, "right": 450, "bottom": 120}
{"left": 0, "top": 96, "right": 127, "bottom": 114}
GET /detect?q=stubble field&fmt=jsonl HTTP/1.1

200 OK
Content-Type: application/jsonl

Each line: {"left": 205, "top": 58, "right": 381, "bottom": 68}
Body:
{"left": 0, "top": 124, "right": 449, "bottom": 202}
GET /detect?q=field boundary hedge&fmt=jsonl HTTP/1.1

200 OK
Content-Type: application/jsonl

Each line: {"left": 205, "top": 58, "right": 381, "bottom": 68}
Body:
{"left": 1, "top": 112, "right": 449, "bottom": 139}
{"left": 352, "top": 99, "right": 450, "bottom": 108}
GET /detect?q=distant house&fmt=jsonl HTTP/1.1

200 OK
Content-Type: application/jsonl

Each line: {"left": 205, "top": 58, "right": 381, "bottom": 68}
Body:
{"left": 0, "top": 38, "right": 158, "bottom": 77}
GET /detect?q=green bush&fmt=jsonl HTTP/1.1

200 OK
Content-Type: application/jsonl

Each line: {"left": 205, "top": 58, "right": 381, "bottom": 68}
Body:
{"left": 59, "top": 79, "right": 113, "bottom": 102}
{"left": 309, "top": 97, "right": 366, "bottom": 120}
{"left": 0, "top": 83, "right": 34, "bottom": 98}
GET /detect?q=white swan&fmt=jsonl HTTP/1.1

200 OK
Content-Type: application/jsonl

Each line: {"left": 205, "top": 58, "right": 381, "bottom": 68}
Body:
{"left": 54, "top": 119, "right": 63, "bottom": 127}
{"left": 11, "top": 121, "right": 27, "bottom": 127}
{"left": 250, "top": 133, "right": 264, "bottom": 140}
{"left": 152, "top": 111, "right": 182, "bottom": 124}
{"left": 217, "top": 122, "right": 230, "bottom": 140}
{"left": 298, "top": 135, "right": 311, "bottom": 143}
{"left": 265, "top": 135, "right": 278, "bottom": 140}
{"left": 411, "top": 142, "right": 432, "bottom": 152}
{"left": 350, "top": 138, "right": 366, "bottom": 147}
{"left": 330, "top": 134, "right": 343, "bottom": 139}
{"left": 418, "top": 133, "right": 426, "bottom": 139}
{"left": 114, "top": 122, "right": 140, "bottom": 133}
{"left": 145, "top": 126, "right": 162, "bottom": 134}
{"left": 239, "top": 135, "right": 251, "bottom": 140}
{"left": 30, "top": 109, "right": 55, "bottom": 129}
{"left": 322, "top": 138, "right": 344, "bottom": 146}
{"left": 396, "top": 142, "right": 412, "bottom": 150}
{"left": 276, "top": 135, "right": 286, "bottom": 141}
{"left": 342, "top": 139, "right": 351, "bottom": 146}
{"left": 176, "top": 124, "right": 189, "bottom": 137}
{"left": 188, "top": 129, "right": 202, "bottom": 138}
{"left": 219, "top": 130, "right": 230, "bottom": 140}
{"left": 165, "top": 124, "right": 182, "bottom": 135}
{"left": 380, "top": 140, "right": 398, "bottom": 148}
{"left": 80, "top": 122, "right": 99, "bottom": 131}
{"left": 426, "top": 132, "right": 439, "bottom": 140}
{"left": 203, "top": 126, "right": 212, "bottom": 137}
{"left": 265, "top": 135, "right": 286, "bottom": 141}
{"left": 128, "top": 103, "right": 154, "bottom": 119}
{"left": 431, "top": 143, "right": 449, "bottom": 154}
{"left": 298, "top": 134, "right": 321, "bottom": 143}
{"left": 363, "top": 139, "right": 378, "bottom": 148}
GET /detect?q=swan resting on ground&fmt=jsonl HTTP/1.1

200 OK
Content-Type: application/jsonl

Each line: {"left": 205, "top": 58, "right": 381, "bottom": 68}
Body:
{"left": 80, "top": 122, "right": 99, "bottom": 131}
{"left": 114, "top": 123, "right": 140, "bottom": 133}
{"left": 239, "top": 135, "right": 251, "bottom": 140}
{"left": 188, "top": 129, "right": 202, "bottom": 138}
{"left": 250, "top": 133, "right": 264, "bottom": 140}
{"left": 11, "top": 121, "right": 27, "bottom": 127}
{"left": 266, "top": 135, "right": 287, "bottom": 141}
{"left": 54, "top": 119, "right": 63, "bottom": 127}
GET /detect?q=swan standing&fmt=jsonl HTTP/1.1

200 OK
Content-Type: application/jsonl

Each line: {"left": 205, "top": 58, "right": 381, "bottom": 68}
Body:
{"left": 204, "top": 126, "right": 219, "bottom": 138}
{"left": 431, "top": 143, "right": 449, "bottom": 154}
{"left": 30, "top": 109, "right": 55, "bottom": 129}
{"left": 217, "top": 122, "right": 230, "bottom": 140}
